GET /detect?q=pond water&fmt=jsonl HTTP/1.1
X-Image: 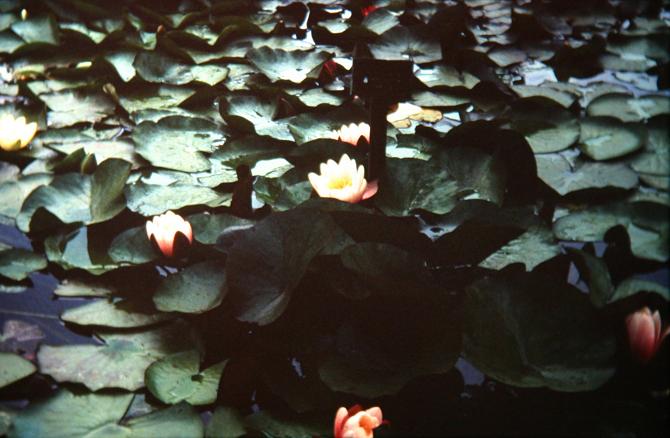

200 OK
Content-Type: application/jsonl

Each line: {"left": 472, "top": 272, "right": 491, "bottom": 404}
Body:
{"left": 1, "top": 0, "right": 669, "bottom": 437}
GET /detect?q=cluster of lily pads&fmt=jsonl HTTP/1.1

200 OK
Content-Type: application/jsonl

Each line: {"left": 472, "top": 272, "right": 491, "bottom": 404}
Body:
{"left": 0, "top": 0, "right": 669, "bottom": 436}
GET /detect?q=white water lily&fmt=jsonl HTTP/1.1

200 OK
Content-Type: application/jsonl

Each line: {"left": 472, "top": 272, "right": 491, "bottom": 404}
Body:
{"left": 146, "top": 211, "right": 193, "bottom": 257}
{"left": 328, "top": 122, "right": 370, "bottom": 145}
{"left": 308, "top": 154, "right": 378, "bottom": 203}
{"left": 0, "top": 114, "right": 37, "bottom": 151}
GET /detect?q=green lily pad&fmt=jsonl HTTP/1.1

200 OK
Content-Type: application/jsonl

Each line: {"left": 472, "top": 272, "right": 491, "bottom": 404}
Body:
{"left": 0, "top": 173, "right": 53, "bottom": 220}
{"left": 45, "top": 227, "right": 120, "bottom": 275}
{"left": 104, "top": 50, "right": 137, "bottom": 82}
{"left": 629, "top": 117, "right": 669, "bottom": 176}
{"left": 206, "top": 407, "right": 246, "bottom": 438}
{"left": 511, "top": 84, "right": 579, "bottom": 108}
{"left": 17, "top": 159, "right": 131, "bottom": 232}
{"left": 54, "top": 278, "right": 116, "bottom": 297}
{"left": 134, "top": 50, "right": 229, "bottom": 86}
{"left": 10, "top": 15, "right": 59, "bottom": 45}
{"left": 108, "top": 226, "right": 160, "bottom": 265}
{"left": 253, "top": 168, "right": 312, "bottom": 212}
{"left": 319, "top": 291, "right": 461, "bottom": 398}
{"left": 118, "top": 85, "right": 196, "bottom": 115}
{"left": 10, "top": 389, "right": 133, "bottom": 438}
{"left": 153, "top": 261, "right": 227, "bottom": 314}
{"left": 464, "top": 270, "right": 616, "bottom": 391}
{"left": 225, "top": 208, "right": 339, "bottom": 325}
{"left": 579, "top": 117, "right": 646, "bottom": 160}
{"left": 244, "top": 411, "right": 327, "bottom": 438}
{"left": 536, "top": 154, "right": 638, "bottom": 196}
{"left": 39, "top": 88, "right": 115, "bottom": 128}
{"left": 146, "top": 350, "right": 226, "bottom": 405}
{"left": 0, "top": 353, "right": 35, "bottom": 388}
{"left": 369, "top": 25, "right": 441, "bottom": 63}
{"left": 122, "top": 402, "right": 204, "bottom": 438}
{"left": 587, "top": 93, "right": 670, "bottom": 122}
{"left": 37, "top": 320, "right": 200, "bottom": 391}
{"left": 287, "top": 105, "right": 371, "bottom": 145}
{"left": 61, "top": 298, "right": 172, "bottom": 328}
{"left": 211, "top": 135, "right": 291, "bottom": 168}
{"left": 133, "top": 116, "right": 226, "bottom": 172}
{"left": 553, "top": 202, "right": 669, "bottom": 262}
{"left": 415, "top": 64, "right": 480, "bottom": 89}
{"left": 566, "top": 248, "right": 613, "bottom": 308}
{"left": 247, "top": 47, "right": 329, "bottom": 83}
{"left": 188, "top": 213, "right": 253, "bottom": 245}
{"left": 0, "top": 248, "right": 47, "bottom": 281}
{"left": 221, "top": 94, "right": 293, "bottom": 141}
{"left": 506, "top": 98, "right": 579, "bottom": 153}
{"left": 610, "top": 278, "right": 669, "bottom": 303}
{"left": 479, "top": 226, "right": 560, "bottom": 271}
{"left": 124, "top": 181, "right": 231, "bottom": 216}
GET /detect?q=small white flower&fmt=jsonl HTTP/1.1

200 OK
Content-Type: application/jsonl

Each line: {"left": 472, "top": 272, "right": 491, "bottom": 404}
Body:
{"left": 308, "top": 154, "right": 378, "bottom": 203}
{"left": 328, "top": 122, "right": 370, "bottom": 145}
{"left": 0, "top": 114, "right": 37, "bottom": 151}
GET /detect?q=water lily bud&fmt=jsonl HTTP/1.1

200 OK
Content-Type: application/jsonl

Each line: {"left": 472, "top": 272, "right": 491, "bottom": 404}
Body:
{"left": 145, "top": 211, "right": 193, "bottom": 257}
{"left": 626, "top": 306, "right": 670, "bottom": 364}
{"left": 334, "top": 405, "right": 383, "bottom": 438}
{"left": 308, "top": 154, "right": 378, "bottom": 203}
{"left": 328, "top": 122, "right": 370, "bottom": 146}
{"left": 20, "top": 9, "right": 28, "bottom": 20}
{"left": 0, "top": 114, "right": 37, "bottom": 151}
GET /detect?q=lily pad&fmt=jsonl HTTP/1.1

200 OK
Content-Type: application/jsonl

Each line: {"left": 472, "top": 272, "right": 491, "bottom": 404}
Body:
{"left": 0, "top": 353, "right": 35, "bottom": 389}
{"left": 0, "top": 248, "right": 47, "bottom": 281}
{"left": 188, "top": 213, "right": 253, "bottom": 245}
{"left": 479, "top": 226, "right": 560, "bottom": 271}
{"left": 206, "top": 407, "right": 246, "bottom": 438}
{"left": 247, "top": 47, "right": 329, "bottom": 83}
{"left": 225, "top": 208, "right": 339, "bottom": 325}
{"left": 122, "top": 402, "right": 204, "bottom": 437}
{"left": 39, "top": 88, "right": 115, "bottom": 128}
{"left": 579, "top": 117, "right": 646, "bottom": 160}
{"left": 61, "top": 298, "right": 172, "bottom": 328}
{"left": 464, "top": 269, "right": 616, "bottom": 391}
{"left": 146, "top": 350, "right": 226, "bottom": 405}
{"left": 108, "top": 226, "right": 160, "bottom": 265}
{"left": 134, "top": 50, "right": 229, "bottom": 86}
{"left": 124, "top": 181, "right": 231, "bottom": 216}
{"left": 587, "top": 93, "right": 670, "bottom": 122}
{"left": 37, "top": 321, "right": 200, "bottom": 391}
{"left": 553, "top": 202, "right": 668, "bottom": 262}
{"left": 536, "top": 154, "right": 638, "bottom": 196}
{"left": 221, "top": 94, "right": 293, "bottom": 141}
{"left": 0, "top": 173, "right": 53, "bottom": 220}
{"left": 133, "top": 116, "right": 226, "bottom": 172}
{"left": 506, "top": 98, "right": 579, "bottom": 153}
{"left": 153, "top": 261, "right": 227, "bottom": 314}
{"left": 369, "top": 25, "right": 441, "bottom": 64}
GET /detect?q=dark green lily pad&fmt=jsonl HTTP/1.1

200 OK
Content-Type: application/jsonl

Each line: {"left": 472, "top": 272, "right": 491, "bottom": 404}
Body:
{"left": 10, "top": 389, "right": 133, "bottom": 438}
{"left": 122, "top": 402, "right": 204, "bottom": 437}
{"left": 206, "top": 407, "right": 246, "bottom": 438}
{"left": 37, "top": 321, "right": 200, "bottom": 391}
{"left": 415, "top": 65, "right": 480, "bottom": 89}
{"left": 587, "top": 93, "right": 670, "bottom": 122}
{"left": 124, "top": 181, "right": 231, "bottom": 216}
{"left": 61, "top": 298, "right": 172, "bottom": 328}
{"left": 146, "top": 350, "right": 226, "bottom": 405}
{"left": 464, "top": 269, "right": 616, "bottom": 391}
{"left": 154, "top": 261, "right": 227, "bottom": 314}
{"left": 0, "top": 353, "right": 35, "bottom": 388}
{"left": 369, "top": 25, "right": 441, "bottom": 64}
{"left": 506, "top": 98, "right": 579, "bottom": 153}
{"left": 39, "top": 88, "right": 115, "bottom": 128}
{"left": 11, "top": 15, "right": 59, "bottom": 45}
{"left": 253, "top": 168, "right": 312, "bottom": 212}
{"left": 108, "top": 226, "right": 159, "bottom": 265}
{"left": 45, "top": 227, "right": 120, "bottom": 275}
{"left": 133, "top": 116, "right": 226, "bottom": 172}
{"left": 536, "top": 154, "right": 638, "bottom": 196}
{"left": 247, "top": 47, "right": 329, "bottom": 83}
{"left": 0, "top": 248, "right": 46, "bottom": 281}
{"left": 0, "top": 173, "right": 53, "bottom": 220}
{"left": 553, "top": 202, "right": 668, "bottom": 262}
{"left": 479, "top": 226, "right": 560, "bottom": 271}
{"left": 221, "top": 94, "right": 293, "bottom": 141}
{"left": 225, "top": 208, "right": 339, "bottom": 325}
{"left": 579, "top": 117, "right": 646, "bottom": 160}
{"left": 134, "top": 51, "right": 229, "bottom": 86}
{"left": 118, "top": 85, "right": 196, "bottom": 115}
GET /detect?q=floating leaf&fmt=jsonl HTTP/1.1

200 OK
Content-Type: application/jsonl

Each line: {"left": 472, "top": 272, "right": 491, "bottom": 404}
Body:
{"left": 369, "top": 26, "right": 441, "bottom": 63}
{"left": 134, "top": 51, "right": 229, "bottom": 86}
{"left": 579, "top": 117, "right": 645, "bottom": 160}
{"left": 553, "top": 202, "right": 668, "bottom": 262}
{"left": 464, "top": 270, "right": 616, "bottom": 391}
{"left": 221, "top": 94, "right": 293, "bottom": 141}
{"left": 479, "top": 226, "right": 560, "bottom": 271}
{"left": 37, "top": 321, "right": 200, "bottom": 391}
{"left": 123, "top": 402, "right": 204, "bottom": 438}
{"left": 108, "top": 226, "right": 159, "bottom": 265}
{"left": 587, "top": 93, "right": 670, "bottom": 122}
{"left": 506, "top": 98, "right": 579, "bottom": 153}
{"left": 206, "top": 407, "right": 246, "bottom": 438}
{"left": 61, "top": 298, "right": 172, "bottom": 328}
{"left": 188, "top": 213, "right": 253, "bottom": 245}
{"left": 124, "top": 181, "right": 231, "bottom": 216}
{"left": 0, "top": 353, "right": 35, "bottom": 389}
{"left": 39, "top": 88, "right": 115, "bottom": 128}
{"left": 146, "top": 350, "right": 226, "bottom": 405}
{"left": 154, "top": 261, "right": 227, "bottom": 314}
{"left": 0, "top": 248, "right": 46, "bottom": 281}
{"left": 247, "top": 47, "right": 329, "bottom": 83}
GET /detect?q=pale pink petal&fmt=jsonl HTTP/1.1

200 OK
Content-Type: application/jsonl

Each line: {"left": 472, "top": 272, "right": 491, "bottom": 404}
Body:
{"left": 362, "top": 179, "right": 378, "bottom": 200}
{"left": 334, "top": 407, "right": 349, "bottom": 438}
{"left": 627, "top": 308, "right": 658, "bottom": 363}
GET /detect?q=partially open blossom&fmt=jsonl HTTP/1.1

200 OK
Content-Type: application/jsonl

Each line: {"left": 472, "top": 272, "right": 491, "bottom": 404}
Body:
{"left": 308, "top": 154, "right": 378, "bottom": 203}
{"left": 145, "top": 211, "right": 193, "bottom": 257}
{"left": 328, "top": 122, "right": 370, "bottom": 146}
{"left": 334, "top": 405, "right": 383, "bottom": 438}
{"left": 626, "top": 306, "right": 670, "bottom": 364}
{"left": 0, "top": 114, "right": 37, "bottom": 151}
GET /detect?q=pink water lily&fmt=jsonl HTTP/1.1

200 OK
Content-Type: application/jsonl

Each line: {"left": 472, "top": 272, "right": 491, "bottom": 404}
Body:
{"left": 626, "top": 306, "right": 670, "bottom": 364}
{"left": 0, "top": 114, "right": 37, "bottom": 151}
{"left": 329, "top": 122, "right": 370, "bottom": 146}
{"left": 145, "top": 211, "right": 193, "bottom": 257}
{"left": 308, "top": 154, "right": 378, "bottom": 203}
{"left": 334, "top": 405, "right": 383, "bottom": 438}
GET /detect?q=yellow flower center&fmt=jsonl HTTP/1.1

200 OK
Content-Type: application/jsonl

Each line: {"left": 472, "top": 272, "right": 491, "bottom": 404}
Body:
{"left": 327, "top": 174, "right": 352, "bottom": 190}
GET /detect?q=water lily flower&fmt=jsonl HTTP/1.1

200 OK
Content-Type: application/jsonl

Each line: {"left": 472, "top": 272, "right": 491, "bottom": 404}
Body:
{"left": 0, "top": 114, "right": 37, "bottom": 151}
{"left": 626, "top": 306, "right": 670, "bottom": 364}
{"left": 145, "top": 211, "right": 193, "bottom": 257}
{"left": 308, "top": 154, "right": 378, "bottom": 203}
{"left": 334, "top": 405, "right": 383, "bottom": 438}
{"left": 329, "top": 122, "right": 370, "bottom": 146}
